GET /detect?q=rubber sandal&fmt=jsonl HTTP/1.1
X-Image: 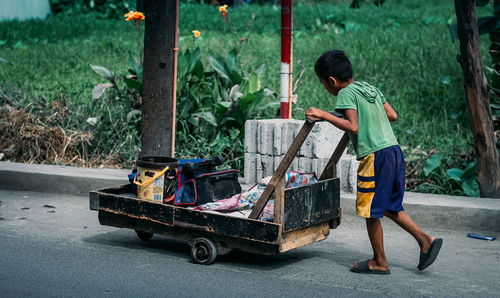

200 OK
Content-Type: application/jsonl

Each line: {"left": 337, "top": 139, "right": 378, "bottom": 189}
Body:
{"left": 350, "top": 260, "right": 391, "bottom": 274}
{"left": 418, "top": 238, "right": 443, "bottom": 271}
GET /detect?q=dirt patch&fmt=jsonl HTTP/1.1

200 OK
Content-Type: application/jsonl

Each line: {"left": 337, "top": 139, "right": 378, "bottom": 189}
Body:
{"left": 0, "top": 108, "right": 93, "bottom": 165}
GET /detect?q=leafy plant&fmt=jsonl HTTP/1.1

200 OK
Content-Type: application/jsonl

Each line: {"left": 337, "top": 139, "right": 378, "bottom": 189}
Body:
{"left": 420, "top": 153, "right": 479, "bottom": 197}
{"left": 446, "top": 161, "right": 479, "bottom": 197}
{"left": 175, "top": 47, "right": 277, "bottom": 168}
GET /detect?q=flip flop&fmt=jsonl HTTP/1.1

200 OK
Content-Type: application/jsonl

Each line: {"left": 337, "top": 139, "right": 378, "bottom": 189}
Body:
{"left": 418, "top": 238, "right": 443, "bottom": 271}
{"left": 350, "top": 260, "right": 391, "bottom": 274}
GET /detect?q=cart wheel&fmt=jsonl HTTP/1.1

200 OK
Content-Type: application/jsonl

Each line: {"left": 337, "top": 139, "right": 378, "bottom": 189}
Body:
{"left": 135, "top": 230, "right": 153, "bottom": 241}
{"left": 191, "top": 238, "right": 218, "bottom": 265}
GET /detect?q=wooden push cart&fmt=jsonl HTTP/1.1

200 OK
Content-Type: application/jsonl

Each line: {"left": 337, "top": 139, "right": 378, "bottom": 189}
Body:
{"left": 89, "top": 120, "right": 349, "bottom": 264}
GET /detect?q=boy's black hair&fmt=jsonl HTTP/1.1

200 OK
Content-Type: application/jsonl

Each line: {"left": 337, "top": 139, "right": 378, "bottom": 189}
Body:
{"left": 314, "top": 50, "right": 353, "bottom": 82}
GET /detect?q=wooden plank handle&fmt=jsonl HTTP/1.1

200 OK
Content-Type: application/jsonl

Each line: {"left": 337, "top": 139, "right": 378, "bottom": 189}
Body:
{"left": 249, "top": 120, "right": 316, "bottom": 219}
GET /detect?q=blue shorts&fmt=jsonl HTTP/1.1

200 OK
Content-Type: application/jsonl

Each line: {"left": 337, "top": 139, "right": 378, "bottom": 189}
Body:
{"left": 356, "top": 145, "right": 405, "bottom": 218}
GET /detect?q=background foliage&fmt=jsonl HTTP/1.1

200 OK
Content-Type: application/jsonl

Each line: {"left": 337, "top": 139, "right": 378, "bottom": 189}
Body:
{"left": 0, "top": 0, "right": 496, "bottom": 196}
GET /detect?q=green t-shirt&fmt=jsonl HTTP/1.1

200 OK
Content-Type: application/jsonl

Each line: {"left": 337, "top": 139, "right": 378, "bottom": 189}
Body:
{"left": 335, "top": 81, "right": 398, "bottom": 159}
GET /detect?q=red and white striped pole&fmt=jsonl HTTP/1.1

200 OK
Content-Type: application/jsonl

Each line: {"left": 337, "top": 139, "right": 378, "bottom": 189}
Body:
{"left": 280, "top": 0, "right": 293, "bottom": 119}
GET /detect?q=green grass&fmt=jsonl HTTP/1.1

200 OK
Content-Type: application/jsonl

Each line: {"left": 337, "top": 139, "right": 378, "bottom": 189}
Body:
{"left": 0, "top": 0, "right": 494, "bottom": 194}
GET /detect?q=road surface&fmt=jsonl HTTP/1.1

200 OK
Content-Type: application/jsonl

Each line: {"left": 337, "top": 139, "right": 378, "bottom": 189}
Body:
{"left": 0, "top": 190, "right": 499, "bottom": 297}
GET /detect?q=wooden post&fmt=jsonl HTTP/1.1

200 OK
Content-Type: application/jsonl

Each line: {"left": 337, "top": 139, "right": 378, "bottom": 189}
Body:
{"left": 140, "top": 0, "right": 179, "bottom": 158}
{"left": 455, "top": 0, "right": 500, "bottom": 198}
{"left": 136, "top": 0, "right": 144, "bottom": 11}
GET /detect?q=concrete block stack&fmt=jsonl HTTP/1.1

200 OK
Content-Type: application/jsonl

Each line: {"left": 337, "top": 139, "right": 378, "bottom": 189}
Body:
{"left": 244, "top": 119, "right": 359, "bottom": 193}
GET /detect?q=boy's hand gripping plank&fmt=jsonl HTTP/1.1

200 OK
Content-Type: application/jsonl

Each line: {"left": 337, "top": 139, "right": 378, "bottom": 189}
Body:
{"left": 248, "top": 119, "right": 350, "bottom": 220}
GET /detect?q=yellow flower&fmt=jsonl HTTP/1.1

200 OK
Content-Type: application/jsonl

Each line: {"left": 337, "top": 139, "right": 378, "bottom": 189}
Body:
{"left": 124, "top": 11, "right": 145, "bottom": 22}
{"left": 192, "top": 30, "right": 201, "bottom": 38}
{"left": 219, "top": 5, "right": 228, "bottom": 13}
{"left": 124, "top": 11, "right": 135, "bottom": 21}
{"left": 219, "top": 5, "right": 228, "bottom": 18}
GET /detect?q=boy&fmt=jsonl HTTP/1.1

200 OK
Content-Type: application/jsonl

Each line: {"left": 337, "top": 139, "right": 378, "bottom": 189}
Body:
{"left": 306, "top": 50, "right": 442, "bottom": 274}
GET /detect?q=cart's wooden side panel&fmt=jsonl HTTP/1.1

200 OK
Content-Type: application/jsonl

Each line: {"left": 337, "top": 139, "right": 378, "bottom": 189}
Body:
{"left": 173, "top": 208, "right": 280, "bottom": 244}
{"left": 95, "top": 188, "right": 281, "bottom": 244}
{"left": 283, "top": 178, "right": 340, "bottom": 232}
{"left": 279, "top": 223, "right": 330, "bottom": 253}
{"left": 99, "top": 194, "right": 174, "bottom": 225}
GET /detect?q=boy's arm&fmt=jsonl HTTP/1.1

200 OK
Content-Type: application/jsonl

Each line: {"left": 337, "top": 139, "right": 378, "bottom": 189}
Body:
{"left": 306, "top": 107, "right": 358, "bottom": 134}
{"left": 383, "top": 102, "right": 398, "bottom": 122}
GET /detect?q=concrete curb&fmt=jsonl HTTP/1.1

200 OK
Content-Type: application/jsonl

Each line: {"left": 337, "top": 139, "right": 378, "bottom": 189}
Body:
{"left": 1, "top": 161, "right": 499, "bottom": 232}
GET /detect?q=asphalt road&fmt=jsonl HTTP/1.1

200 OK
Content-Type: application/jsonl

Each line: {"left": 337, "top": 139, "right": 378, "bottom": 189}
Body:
{"left": 1, "top": 190, "right": 499, "bottom": 297}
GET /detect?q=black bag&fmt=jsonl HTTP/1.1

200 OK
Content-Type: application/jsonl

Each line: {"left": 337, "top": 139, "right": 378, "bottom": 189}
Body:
{"left": 194, "top": 170, "right": 242, "bottom": 205}
{"left": 173, "top": 157, "right": 241, "bottom": 206}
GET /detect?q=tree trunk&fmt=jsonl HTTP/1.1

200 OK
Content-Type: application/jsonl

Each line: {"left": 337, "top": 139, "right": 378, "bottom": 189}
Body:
{"left": 140, "top": 0, "right": 178, "bottom": 158}
{"left": 455, "top": 0, "right": 500, "bottom": 198}
{"left": 136, "top": 0, "right": 144, "bottom": 11}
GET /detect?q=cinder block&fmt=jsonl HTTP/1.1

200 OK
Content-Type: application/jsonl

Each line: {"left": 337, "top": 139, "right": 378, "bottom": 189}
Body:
{"left": 311, "top": 122, "right": 346, "bottom": 159}
{"left": 261, "top": 155, "right": 274, "bottom": 177}
{"left": 290, "top": 158, "right": 299, "bottom": 172}
{"left": 244, "top": 120, "right": 258, "bottom": 153}
{"left": 256, "top": 154, "right": 263, "bottom": 183}
{"left": 349, "top": 159, "right": 360, "bottom": 193}
{"left": 257, "top": 121, "right": 274, "bottom": 155}
{"left": 299, "top": 157, "right": 313, "bottom": 173}
{"left": 311, "top": 159, "right": 319, "bottom": 176}
{"left": 244, "top": 153, "right": 257, "bottom": 185}
{"left": 338, "top": 158, "right": 352, "bottom": 193}
{"left": 298, "top": 130, "right": 314, "bottom": 157}
{"left": 281, "top": 121, "right": 301, "bottom": 155}
{"left": 272, "top": 121, "right": 283, "bottom": 155}
{"left": 274, "top": 156, "right": 283, "bottom": 171}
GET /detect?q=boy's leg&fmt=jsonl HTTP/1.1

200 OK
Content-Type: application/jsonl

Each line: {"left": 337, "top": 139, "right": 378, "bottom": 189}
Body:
{"left": 366, "top": 218, "right": 389, "bottom": 269}
{"left": 384, "top": 210, "right": 434, "bottom": 252}
{"left": 353, "top": 218, "right": 389, "bottom": 271}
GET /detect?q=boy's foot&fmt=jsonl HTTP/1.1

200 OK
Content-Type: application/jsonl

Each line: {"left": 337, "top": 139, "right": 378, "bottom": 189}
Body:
{"left": 418, "top": 238, "right": 443, "bottom": 271}
{"left": 351, "top": 259, "right": 390, "bottom": 274}
{"left": 420, "top": 235, "right": 436, "bottom": 253}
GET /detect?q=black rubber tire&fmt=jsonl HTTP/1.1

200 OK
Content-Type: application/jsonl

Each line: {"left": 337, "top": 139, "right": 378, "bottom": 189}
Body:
{"left": 191, "top": 238, "right": 218, "bottom": 265}
{"left": 135, "top": 230, "right": 154, "bottom": 241}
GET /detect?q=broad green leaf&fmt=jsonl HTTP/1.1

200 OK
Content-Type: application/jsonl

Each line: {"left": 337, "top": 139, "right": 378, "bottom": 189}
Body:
{"left": 446, "top": 168, "right": 464, "bottom": 182}
{"left": 462, "top": 161, "right": 477, "bottom": 178}
{"left": 229, "top": 128, "right": 240, "bottom": 140}
{"left": 246, "top": 72, "right": 261, "bottom": 94}
{"left": 441, "top": 75, "right": 452, "bottom": 85}
{"left": 217, "top": 101, "right": 232, "bottom": 109}
{"left": 229, "top": 70, "right": 243, "bottom": 85}
{"left": 462, "top": 178, "right": 480, "bottom": 197}
{"left": 126, "top": 109, "right": 141, "bottom": 121}
{"left": 189, "top": 47, "right": 201, "bottom": 73}
{"left": 0, "top": 57, "right": 9, "bottom": 64}
{"left": 226, "top": 49, "right": 239, "bottom": 73}
{"left": 91, "top": 83, "right": 113, "bottom": 100}
{"left": 193, "top": 111, "right": 217, "bottom": 126}
{"left": 90, "top": 64, "right": 116, "bottom": 82}
{"left": 255, "top": 64, "right": 266, "bottom": 77}
{"left": 123, "top": 77, "right": 142, "bottom": 91}
{"left": 228, "top": 84, "right": 243, "bottom": 101}
{"left": 128, "top": 56, "right": 140, "bottom": 75}
{"left": 208, "top": 55, "right": 230, "bottom": 80}
{"left": 423, "top": 154, "right": 444, "bottom": 176}
{"left": 239, "top": 90, "right": 264, "bottom": 111}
